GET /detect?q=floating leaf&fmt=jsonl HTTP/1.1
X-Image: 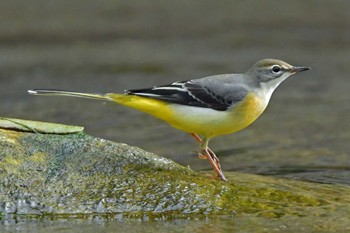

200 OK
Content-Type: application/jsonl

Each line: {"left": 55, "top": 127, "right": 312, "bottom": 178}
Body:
{"left": 0, "top": 117, "right": 84, "bottom": 134}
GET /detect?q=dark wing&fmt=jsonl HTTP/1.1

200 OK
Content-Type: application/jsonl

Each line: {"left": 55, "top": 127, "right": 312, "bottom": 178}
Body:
{"left": 126, "top": 79, "right": 248, "bottom": 111}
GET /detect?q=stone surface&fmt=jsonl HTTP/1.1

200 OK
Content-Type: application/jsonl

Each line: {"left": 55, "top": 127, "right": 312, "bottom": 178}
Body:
{"left": 0, "top": 120, "right": 349, "bottom": 219}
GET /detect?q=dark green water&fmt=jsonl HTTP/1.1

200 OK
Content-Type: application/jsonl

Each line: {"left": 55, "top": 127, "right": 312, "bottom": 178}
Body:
{"left": 0, "top": 0, "right": 349, "bottom": 231}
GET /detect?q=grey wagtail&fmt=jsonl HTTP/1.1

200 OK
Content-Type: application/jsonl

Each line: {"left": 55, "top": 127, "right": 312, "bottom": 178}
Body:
{"left": 28, "top": 59, "right": 310, "bottom": 181}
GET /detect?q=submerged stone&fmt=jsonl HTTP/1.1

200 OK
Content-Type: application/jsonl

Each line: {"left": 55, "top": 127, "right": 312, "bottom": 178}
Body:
{"left": 0, "top": 120, "right": 349, "bottom": 220}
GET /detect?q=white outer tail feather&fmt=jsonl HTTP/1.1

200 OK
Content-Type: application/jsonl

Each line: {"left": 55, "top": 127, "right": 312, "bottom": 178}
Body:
{"left": 27, "top": 89, "right": 109, "bottom": 101}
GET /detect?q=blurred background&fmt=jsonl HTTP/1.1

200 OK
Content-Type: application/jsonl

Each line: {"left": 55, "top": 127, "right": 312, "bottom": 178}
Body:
{"left": 0, "top": 0, "right": 349, "bottom": 184}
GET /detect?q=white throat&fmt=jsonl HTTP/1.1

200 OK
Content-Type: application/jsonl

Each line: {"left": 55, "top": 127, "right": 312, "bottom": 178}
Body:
{"left": 257, "top": 74, "right": 291, "bottom": 105}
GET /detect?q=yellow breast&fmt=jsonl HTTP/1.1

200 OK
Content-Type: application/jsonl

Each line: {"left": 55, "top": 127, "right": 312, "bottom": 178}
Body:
{"left": 226, "top": 92, "right": 267, "bottom": 133}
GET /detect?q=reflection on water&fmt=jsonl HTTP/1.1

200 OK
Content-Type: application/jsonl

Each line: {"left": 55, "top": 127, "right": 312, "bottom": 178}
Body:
{"left": 2, "top": 214, "right": 350, "bottom": 233}
{"left": 262, "top": 168, "right": 350, "bottom": 185}
{"left": 232, "top": 166, "right": 350, "bottom": 185}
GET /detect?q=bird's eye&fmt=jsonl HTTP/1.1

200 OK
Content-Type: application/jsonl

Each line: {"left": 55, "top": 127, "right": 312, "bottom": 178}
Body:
{"left": 272, "top": 65, "right": 281, "bottom": 73}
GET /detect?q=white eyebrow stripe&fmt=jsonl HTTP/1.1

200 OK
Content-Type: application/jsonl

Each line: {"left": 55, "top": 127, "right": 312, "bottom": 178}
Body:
{"left": 268, "top": 65, "right": 290, "bottom": 70}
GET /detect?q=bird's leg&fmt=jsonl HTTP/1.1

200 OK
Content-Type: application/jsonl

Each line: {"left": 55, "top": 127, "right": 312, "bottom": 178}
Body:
{"left": 191, "top": 133, "right": 227, "bottom": 181}
{"left": 191, "top": 133, "right": 218, "bottom": 163}
{"left": 191, "top": 133, "right": 209, "bottom": 159}
{"left": 191, "top": 133, "right": 216, "bottom": 160}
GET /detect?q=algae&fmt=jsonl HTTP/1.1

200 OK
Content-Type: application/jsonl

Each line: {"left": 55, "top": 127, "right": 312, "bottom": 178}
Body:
{"left": 0, "top": 126, "right": 349, "bottom": 220}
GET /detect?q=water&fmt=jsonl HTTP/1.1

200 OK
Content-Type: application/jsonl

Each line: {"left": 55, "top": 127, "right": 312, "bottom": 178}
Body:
{"left": 2, "top": 213, "right": 350, "bottom": 233}
{"left": 0, "top": 0, "right": 349, "bottom": 231}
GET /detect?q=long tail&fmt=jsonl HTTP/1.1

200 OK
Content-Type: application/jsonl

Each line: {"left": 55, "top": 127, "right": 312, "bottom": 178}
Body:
{"left": 28, "top": 89, "right": 174, "bottom": 123}
{"left": 28, "top": 89, "right": 110, "bottom": 101}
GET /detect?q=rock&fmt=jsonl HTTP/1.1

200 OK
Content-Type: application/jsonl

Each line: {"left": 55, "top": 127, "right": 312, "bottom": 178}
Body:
{"left": 0, "top": 119, "right": 349, "bottom": 219}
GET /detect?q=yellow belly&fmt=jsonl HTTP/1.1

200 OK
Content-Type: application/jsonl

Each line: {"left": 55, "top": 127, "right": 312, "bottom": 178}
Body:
{"left": 106, "top": 93, "right": 267, "bottom": 138}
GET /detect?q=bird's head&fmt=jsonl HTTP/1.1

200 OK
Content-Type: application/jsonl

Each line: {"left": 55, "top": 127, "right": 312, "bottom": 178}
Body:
{"left": 248, "top": 59, "right": 310, "bottom": 86}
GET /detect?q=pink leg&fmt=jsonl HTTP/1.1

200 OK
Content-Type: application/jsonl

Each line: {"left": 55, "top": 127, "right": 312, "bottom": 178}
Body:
{"left": 191, "top": 133, "right": 227, "bottom": 181}
{"left": 191, "top": 133, "right": 209, "bottom": 159}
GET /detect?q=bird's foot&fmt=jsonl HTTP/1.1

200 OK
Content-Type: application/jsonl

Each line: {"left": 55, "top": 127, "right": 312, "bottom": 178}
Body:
{"left": 202, "top": 148, "right": 227, "bottom": 182}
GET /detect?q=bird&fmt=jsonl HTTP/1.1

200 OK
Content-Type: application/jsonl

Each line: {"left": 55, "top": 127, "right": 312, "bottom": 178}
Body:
{"left": 28, "top": 59, "right": 310, "bottom": 181}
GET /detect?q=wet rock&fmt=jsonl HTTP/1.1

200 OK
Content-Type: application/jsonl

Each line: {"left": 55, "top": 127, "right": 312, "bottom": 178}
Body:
{"left": 0, "top": 119, "right": 350, "bottom": 218}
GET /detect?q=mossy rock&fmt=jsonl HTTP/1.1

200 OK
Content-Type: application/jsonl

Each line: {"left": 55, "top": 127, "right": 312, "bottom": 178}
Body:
{"left": 0, "top": 119, "right": 349, "bottom": 219}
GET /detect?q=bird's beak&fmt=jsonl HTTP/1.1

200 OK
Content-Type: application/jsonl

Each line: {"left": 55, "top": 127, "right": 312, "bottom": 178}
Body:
{"left": 290, "top": 66, "right": 311, "bottom": 73}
